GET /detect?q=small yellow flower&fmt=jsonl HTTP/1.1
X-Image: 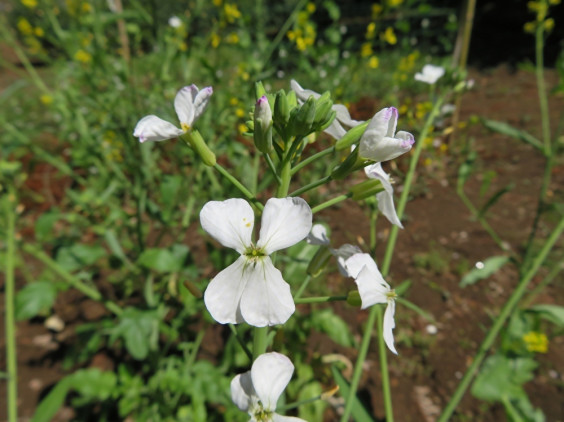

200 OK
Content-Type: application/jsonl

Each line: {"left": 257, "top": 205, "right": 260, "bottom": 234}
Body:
{"left": 371, "top": 3, "right": 383, "bottom": 18}
{"left": 366, "top": 22, "right": 376, "bottom": 39}
{"left": 229, "top": 97, "right": 239, "bottom": 106}
{"left": 361, "top": 42, "right": 373, "bottom": 57}
{"left": 424, "top": 157, "right": 432, "bottom": 167}
{"left": 235, "top": 108, "right": 245, "bottom": 118}
{"left": 439, "top": 143, "right": 448, "bottom": 153}
{"left": 381, "top": 27, "right": 397, "bottom": 45}
{"left": 211, "top": 33, "right": 220, "bottom": 48}
{"left": 368, "top": 56, "right": 379, "bottom": 69}
{"left": 306, "top": 2, "right": 316, "bottom": 13}
{"left": 226, "top": 32, "right": 240, "bottom": 44}
{"left": 34, "top": 27, "right": 44, "bottom": 37}
{"left": 213, "top": 0, "right": 222, "bottom": 6}
{"left": 40, "top": 94, "right": 53, "bottom": 105}
{"left": 238, "top": 123, "right": 248, "bottom": 135}
{"left": 286, "top": 30, "right": 296, "bottom": 41}
{"left": 17, "top": 18, "right": 33, "bottom": 36}
{"left": 74, "top": 49, "right": 92, "bottom": 64}
{"left": 523, "top": 331, "right": 548, "bottom": 353}
{"left": 544, "top": 18, "right": 554, "bottom": 31}
{"left": 387, "top": 0, "right": 403, "bottom": 7}
{"left": 22, "top": 0, "right": 38, "bottom": 8}
{"left": 81, "top": 1, "right": 92, "bottom": 13}
{"left": 224, "top": 3, "right": 241, "bottom": 23}
{"left": 548, "top": 0, "right": 560, "bottom": 4}
{"left": 296, "top": 37, "right": 307, "bottom": 51}
{"left": 524, "top": 21, "right": 536, "bottom": 33}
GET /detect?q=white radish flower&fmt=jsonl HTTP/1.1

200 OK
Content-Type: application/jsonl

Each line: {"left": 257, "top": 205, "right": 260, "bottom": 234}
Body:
{"left": 358, "top": 107, "right": 414, "bottom": 163}
{"left": 231, "top": 352, "right": 306, "bottom": 422}
{"left": 414, "top": 64, "right": 445, "bottom": 85}
{"left": 200, "top": 197, "right": 312, "bottom": 327}
{"left": 345, "top": 253, "right": 398, "bottom": 354}
{"left": 133, "top": 84, "right": 213, "bottom": 143}
{"left": 364, "top": 162, "right": 403, "bottom": 228}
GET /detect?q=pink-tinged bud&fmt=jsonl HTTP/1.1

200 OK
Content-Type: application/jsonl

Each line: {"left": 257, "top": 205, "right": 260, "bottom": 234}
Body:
{"left": 254, "top": 95, "right": 273, "bottom": 153}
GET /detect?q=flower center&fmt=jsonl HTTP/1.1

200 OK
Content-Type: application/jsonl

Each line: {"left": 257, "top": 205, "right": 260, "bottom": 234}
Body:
{"left": 181, "top": 122, "right": 190, "bottom": 132}
{"left": 244, "top": 246, "right": 267, "bottom": 261}
{"left": 251, "top": 403, "right": 274, "bottom": 422}
{"left": 386, "top": 289, "right": 397, "bottom": 301}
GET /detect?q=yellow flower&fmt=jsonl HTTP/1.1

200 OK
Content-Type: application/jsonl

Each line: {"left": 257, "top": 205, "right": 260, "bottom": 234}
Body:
{"left": 226, "top": 32, "right": 240, "bottom": 44}
{"left": 224, "top": 3, "right": 241, "bottom": 23}
{"left": 296, "top": 37, "right": 307, "bottom": 51}
{"left": 371, "top": 3, "right": 383, "bottom": 18}
{"left": 544, "top": 18, "right": 554, "bottom": 31}
{"left": 366, "top": 22, "right": 376, "bottom": 39}
{"left": 213, "top": 0, "right": 222, "bottom": 6}
{"left": 81, "top": 1, "right": 92, "bottom": 13}
{"left": 17, "top": 18, "right": 34, "bottom": 36}
{"left": 306, "top": 2, "right": 316, "bottom": 13}
{"left": 381, "top": 27, "right": 397, "bottom": 45}
{"left": 22, "top": 0, "right": 38, "bottom": 8}
{"left": 238, "top": 123, "right": 248, "bottom": 135}
{"left": 523, "top": 331, "right": 548, "bottom": 353}
{"left": 548, "top": 0, "right": 560, "bottom": 4}
{"left": 34, "top": 27, "right": 44, "bottom": 37}
{"left": 211, "top": 33, "right": 220, "bottom": 48}
{"left": 40, "top": 94, "right": 53, "bottom": 105}
{"left": 387, "top": 0, "right": 403, "bottom": 7}
{"left": 229, "top": 97, "right": 239, "bottom": 106}
{"left": 235, "top": 108, "right": 245, "bottom": 118}
{"left": 439, "top": 143, "right": 448, "bottom": 153}
{"left": 286, "top": 30, "right": 296, "bottom": 41}
{"left": 524, "top": 21, "right": 536, "bottom": 33}
{"left": 361, "top": 42, "right": 373, "bottom": 57}
{"left": 74, "top": 49, "right": 92, "bottom": 64}
{"left": 368, "top": 56, "right": 379, "bottom": 69}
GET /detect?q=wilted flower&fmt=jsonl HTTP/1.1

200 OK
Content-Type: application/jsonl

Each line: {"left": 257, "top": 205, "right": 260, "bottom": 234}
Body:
{"left": 231, "top": 352, "right": 306, "bottom": 422}
{"left": 290, "top": 79, "right": 362, "bottom": 139}
{"left": 364, "top": 163, "right": 403, "bottom": 228}
{"left": 345, "top": 253, "right": 397, "bottom": 354}
{"left": 133, "top": 85, "right": 213, "bottom": 143}
{"left": 358, "top": 107, "right": 414, "bottom": 163}
{"left": 414, "top": 64, "right": 445, "bottom": 85}
{"left": 200, "top": 197, "right": 312, "bottom": 327}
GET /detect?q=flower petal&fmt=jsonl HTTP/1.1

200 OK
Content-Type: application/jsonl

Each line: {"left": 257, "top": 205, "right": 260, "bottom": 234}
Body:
{"left": 192, "top": 86, "right": 213, "bottom": 122}
{"left": 324, "top": 120, "right": 347, "bottom": 140}
{"left": 290, "top": 79, "right": 321, "bottom": 102}
{"left": 257, "top": 197, "right": 312, "bottom": 254}
{"left": 365, "top": 163, "right": 403, "bottom": 228}
{"left": 306, "top": 224, "right": 330, "bottom": 246}
{"left": 344, "top": 252, "right": 378, "bottom": 279}
{"left": 231, "top": 371, "right": 255, "bottom": 412}
{"left": 331, "top": 244, "right": 363, "bottom": 276}
{"left": 333, "top": 104, "right": 363, "bottom": 128}
{"left": 239, "top": 258, "right": 295, "bottom": 326}
{"left": 383, "top": 300, "right": 398, "bottom": 354}
{"left": 200, "top": 198, "right": 254, "bottom": 253}
{"left": 358, "top": 107, "right": 404, "bottom": 162}
{"left": 204, "top": 257, "right": 248, "bottom": 324}
{"left": 133, "top": 115, "right": 184, "bottom": 143}
{"left": 174, "top": 85, "right": 198, "bottom": 126}
{"left": 251, "top": 352, "right": 294, "bottom": 411}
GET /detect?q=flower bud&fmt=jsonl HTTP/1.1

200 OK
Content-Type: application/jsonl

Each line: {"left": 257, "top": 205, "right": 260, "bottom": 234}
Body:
{"left": 182, "top": 129, "right": 216, "bottom": 167}
{"left": 330, "top": 147, "right": 360, "bottom": 180}
{"left": 255, "top": 81, "right": 267, "bottom": 99}
{"left": 289, "top": 96, "right": 316, "bottom": 137}
{"left": 254, "top": 96, "right": 273, "bottom": 153}
{"left": 312, "top": 91, "right": 335, "bottom": 131}
{"left": 346, "top": 290, "right": 362, "bottom": 307}
{"left": 335, "top": 121, "right": 369, "bottom": 150}
{"left": 350, "top": 179, "right": 384, "bottom": 201}
{"left": 274, "top": 90, "right": 290, "bottom": 127}
{"left": 307, "top": 247, "right": 333, "bottom": 277}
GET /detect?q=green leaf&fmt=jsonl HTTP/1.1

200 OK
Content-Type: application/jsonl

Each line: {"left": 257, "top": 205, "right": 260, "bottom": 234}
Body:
{"left": 460, "top": 255, "right": 510, "bottom": 287}
{"left": 481, "top": 119, "right": 543, "bottom": 151}
{"left": 15, "top": 281, "right": 57, "bottom": 320}
{"left": 31, "top": 377, "right": 73, "bottom": 422}
{"left": 471, "top": 354, "right": 537, "bottom": 402}
{"left": 310, "top": 309, "right": 355, "bottom": 347}
{"left": 110, "top": 308, "right": 160, "bottom": 360}
{"left": 298, "top": 382, "right": 326, "bottom": 421}
{"left": 527, "top": 304, "right": 564, "bottom": 328}
{"left": 70, "top": 368, "right": 117, "bottom": 401}
{"left": 478, "top": 183, "right": 514, "bottom": 218}
{"left": 35, "top": 212, "right": 61, "bottom": 242}
{"left": 457, "top": 150, "right": 476, "bottom": 190}
{"left": 56, "top": 244, "right": 106, "bottom": 272}
{"left": 331, "top": 366, "right": 374, "bottom": 422}
{"left": 137, "top": 245, "right": 188, "bottom": 273}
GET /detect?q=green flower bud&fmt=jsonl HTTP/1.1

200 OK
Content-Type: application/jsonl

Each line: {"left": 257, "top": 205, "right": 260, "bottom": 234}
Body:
{"left": 274, "top": 90, "right": 290, "bottom": 126}
{"left": 182, "top": 129, "right": 216, "bottom": 167}
{"left": 335, "top": 121, "right": 369, "bottom": 150}
{"left": 331, "top": 146, "right": 360, "bottom": 180}
{"left": 289, "top": 96, "right": 316, "bottom": 137}
{"left": 307, "top": 247, "right": 333, "bottom": 277}
{"left": 347, "top": 290, "right": 362, "bottom": 307}
{"left": 255, "top": 81, "right": 267, "bottom": 99}
{"left": 312, "top": 92, "right": 335, "bottom": 131}
{"left": 350, "top": 179, "right": 384, "bottom": 201}
{"left": 254, "top": 96, "right": 273, "bottom": 153}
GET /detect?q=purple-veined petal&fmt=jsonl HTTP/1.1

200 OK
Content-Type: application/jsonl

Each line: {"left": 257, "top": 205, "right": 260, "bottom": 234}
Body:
{"left": 239, "top": 258, "right": 295, "bottom": 327}
{"left": 200, "top": 198, "right": 254, "bottom": 253}
{"left": 133, "top": 115, "right": 184, "bottom": 143}
{"left": 396, "top": 131, "right": 415, "bottom": 149}
{"left": 204, "top": 257, "right": 248, "bottom": 324}
{"left": 383, "top": 300, "right": 398, "bottom": 354}
{"left": 192, "top": 86, "right": 213, "bottom": 122}
{"left": 358, "top": 107, "right": 403, "bottom": 161}
{"left": 258, "top": 197, "right": 312, "bottom": 254}
{"left": 174, "top": 85, "right": 198, "bottom": 126}
{"left": 251, "top": 352, "right": 294, "bottom": 411}
{"left": 231, "top": 372, "right": 255, "bottom": 412}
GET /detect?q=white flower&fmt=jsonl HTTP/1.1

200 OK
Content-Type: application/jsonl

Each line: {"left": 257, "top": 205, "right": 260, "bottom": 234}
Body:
{"left": 358, "top": 107, "right": 414, "bottom": 163}
{"left": 231, "top": 352, "right": 306, "bottom": 422}
{"left": 133, "top": 85, "right": 213, "bottom": 143}
{"left": 414, "top": 64, "right": 445, "bottom": 85}
{"left": 331, "top": 244, "right": 363, "bottom": 276}
{"left": 345, "top": 253, "right": 397, "bottom": 354}
{"left": 168, "top": 16, "right": 182, "bottom": 28}
{"left": 306, "top": 224, "right": 330, "bottom": 246}
{"left": 290, "top": 80, "right": 363, "bottom": 139}
{"left": 200, "top": 197, "right": 312, "bottom": 327}
{"left": 364, "top": 163, "right": 403, "bottom": 228}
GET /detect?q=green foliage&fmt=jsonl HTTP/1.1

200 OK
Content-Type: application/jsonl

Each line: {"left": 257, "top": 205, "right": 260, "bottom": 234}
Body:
{"left": 459, "top": 256, "right": 510, "bottom": 287}
{"left": 15, "top": 281, "right": 57, "bottom": 320}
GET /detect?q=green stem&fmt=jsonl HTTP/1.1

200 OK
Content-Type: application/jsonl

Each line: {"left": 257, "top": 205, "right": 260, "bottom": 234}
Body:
{"left": 277, "top": 394, "right": 323, "bottom": 412}
{"left": 263, "top": 152, "right": 283, "bottom": 185}
{"left": 21, "top": 244, "right": 123, "bottom": 316}
{"left": 376, "top": 306, "right": 393, "bottom": 421}
{"left": 535, "top": 23, "right": 551, "bottom": 155}
{"left": 214, "top": 163, "right": 264, "bottom": 211}
{"left": 291, "top": 146, "right": 335, "bottom": 176}
{"left": 311, "top": 194, "right": 350, "bottom": 214}
{"left": 229, "top": 324, "right": 253, "bottom": 362}
{"left": 293, "top": 274, "right": 312, "bottom": 300}
{"left": 294, "top": 295, "right": 347, "bottom": 304}
{"left": 290, "top": 175, "right": 332, "bottom": 197}
{"left": 339, "top": 305, "right": 379, "bottom": 422}
{"left": 252, "top": 326, "right": 268, "bottom": 360}
{"left": 521, "top": 261, "right": 563, "bottom": 309}
{"left": 437, "top": 215, "right": 564, "bottom": 422}
{"left": 277, "top": 156, "right": 292, "bottom": 197}
{"left": 4, "top": 188, "right": 17, "bottom": 422}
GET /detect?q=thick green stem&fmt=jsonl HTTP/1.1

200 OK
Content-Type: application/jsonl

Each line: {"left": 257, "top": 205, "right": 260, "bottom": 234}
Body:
{"left": 21, "top": 244, "right": 123, "bottom": 316}
{"left": 312, "top": 194, "right": 350, "bottom": 214}
{"left": 4, "top": 188, "right": 18, "bottom": 422}
{"left": 253, "top": 327, "right": 268, "bottom": 360}
{"left": 437, "top": 216, "right": 564, "bottom": 422}
{"left": 294, "top": 295, "right": 347, "bottom": 304}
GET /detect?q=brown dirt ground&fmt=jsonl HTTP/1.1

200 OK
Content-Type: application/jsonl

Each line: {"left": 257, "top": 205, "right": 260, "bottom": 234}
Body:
{"left": 1, "top": 65, "right": 564, "bottom": 421}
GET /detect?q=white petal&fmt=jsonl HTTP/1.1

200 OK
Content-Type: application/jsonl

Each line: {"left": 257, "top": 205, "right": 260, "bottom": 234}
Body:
{"left": 376, "top": 190, "right": 403, "bottom": 228}
{"left": 251, "top": 352, "right": 294, "bottom": 411}
{"left": 257, "top": 197, "right": 312, "bottom": 254}
{"left": 344, "top": 253, "right": 379, "bottom": 279}
{"left": 333, "top": 104, "right": 363, "bottom": 128}
{"left": 383, "top": 300, "right": 398, "bottom": 354}
{"left": 200, "top": 198, "right": 254, "bottom": 253}
{"left": 231, "top": 372, "right": 255, "bottom": 411}
{"left": 323, "top": 120, "right": 347, "bottom": 140}
{"left": 273, "top": 414, "right": 308, "bottom": 422}
{"left": 290, "top": 79, "right": 321, "bottom": 102}
{"left": 133, "top": 115, "right": 184, "bottom": 143}
{"left": 396, "top": 131, "right": 415, "bottom": 149}
{"left": 174, "top": 85, "right": 197, "bottom": 126}
{"left": 306, "top": 224, "right": 330, "bottom": 246}
{"left": 346, "top": 254, "right": 391, "bottom": 309}
{"left": 204, "top": 257, "right": 248, "bottom": 324}
{"left": 358, "top": 107, "right": 400, "bottom": 161}
{"left": 415, "top": 64, "right": 445, "bottom": 85}
{"left": 240, "top": 258, "right": 295, "bottom": 327}
{"left": 331, "top": 244, "right": 363, "bottom": 276}
{"left": 192, "top": 86, "right": 213, "bottom": 122}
